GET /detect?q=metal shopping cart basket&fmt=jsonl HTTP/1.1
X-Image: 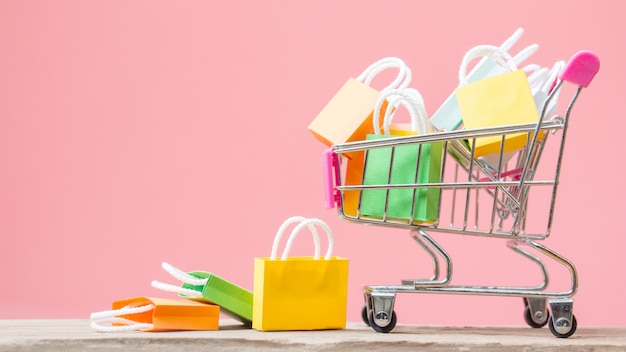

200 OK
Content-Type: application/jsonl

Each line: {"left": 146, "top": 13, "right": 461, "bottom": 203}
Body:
{"left": 321, "top": 51, "right": 599, "bottom": 338}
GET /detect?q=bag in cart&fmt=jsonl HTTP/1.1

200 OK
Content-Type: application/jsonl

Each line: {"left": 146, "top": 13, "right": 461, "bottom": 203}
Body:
{"left": 356, "top": 88, "right": 443, "bottom": 224}
{"left": 307, "top": 57, "right": 411, "bottom": 148}
{"left": 456, "top": 48, "right": 540, "bottom": 158}
{"left": 430, "top": 27, "right": 538, "bottom": 132}
{"left": 452, "top": 43, "right": 568, "bottom": 170}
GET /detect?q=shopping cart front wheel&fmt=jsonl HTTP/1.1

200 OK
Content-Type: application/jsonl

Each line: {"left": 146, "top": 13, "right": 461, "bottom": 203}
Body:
{"left": 548, "top": 314, "right": 577, "bottom": 338}
{"left": 368, "top": 309, "right": 397, "bottom": 333}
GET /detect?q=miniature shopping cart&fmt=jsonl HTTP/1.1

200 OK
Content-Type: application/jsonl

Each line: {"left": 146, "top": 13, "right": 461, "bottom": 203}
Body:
{"left": 321, "top": 51, "right": 599, "bottom": 338}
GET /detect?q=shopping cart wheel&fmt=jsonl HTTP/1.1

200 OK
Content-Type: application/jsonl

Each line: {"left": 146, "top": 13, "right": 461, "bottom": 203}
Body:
{"left": 361, "top": 305, "right": 370, "bottom": 326}
{"left": 368, "top": 310, "right": 397, "bottom": 333}
{"left": 548, "top": 315, "right": 577, "bottom": 338}
{"left": 523, "top": 298, "right": 549, "bottom": 328}
{"left": 524, "top": 306, "right": 549, "bottom": 328}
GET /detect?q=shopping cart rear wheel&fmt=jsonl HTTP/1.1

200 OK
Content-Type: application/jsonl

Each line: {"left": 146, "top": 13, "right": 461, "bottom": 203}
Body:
{"left": 368, "top": 310, "right": 397, "bottom": 333}
{"left": 361, "top": 305, "right": 370, "bottom": 326}
{"left": 523, "top": 298, "right": 549, "bottom": 328}
{"left": 548, "top": 315, "right": 577, "bottom": 338}
{"left": 524, "top": 305, "right": 549, "bottom": 328}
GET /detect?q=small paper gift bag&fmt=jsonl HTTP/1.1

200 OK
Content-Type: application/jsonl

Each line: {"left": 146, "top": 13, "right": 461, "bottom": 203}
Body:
{"left": 455, "top": 45, "right": 540, "bottom": 158}
{"left": 430, "top": 28, "right": 539, "bottom": 132}
{"left": 151, "top": 262, "right": 253, "bottom": 326}
{"left": 343, "top": 88, "right": 426, "bottom": 217}
{"left": 308, "top": 57, "right": 411, "bottom": 147}
{"left": 476, "top": 60, "right": 564, "bottom": 169}
{"left": 90, "top": 296, "right": 220, "bottom": 332}
{"left": 253, "top": 216, "right": 348, "bottom": 331}
{"left": 358, "top": 89, "right": 443, "bottom": 224}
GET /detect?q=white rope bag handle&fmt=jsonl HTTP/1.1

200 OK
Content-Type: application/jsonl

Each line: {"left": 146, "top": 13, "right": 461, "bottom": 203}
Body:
{"left": 90, "top": 304, "right": 155, "bottom": 332}
{"left": 496, "top": 27, "right": 539, "bottom": 70}
{"left": 512, "top": 43, "right": 539, "bottom": 67}
{"left": 542, "top": 60, "right": 566, "bottom": 95}
{"left": 373, "top": 88, "right": 429, "bottom": 136}
{"left": 277, "top": 217, "right": 334, "bottom": 261}
{"left": 459, "top": 44, "right": 518, "bottom": 86}
{"left": 458, "top": 27, "right": 539, "bottom": 86}
{"left": 150, "top": 262, "right": 208, "bottom": 298}
{"left": 525, "top": 64, "right": 549, "bottom": 93}
{"left": 355, "top": 56, "right": 412, "bottom": 92}
{"left": 459, "top": 29, "right": 542, "bottom": 87}
{"left": 509, "top": 60, "right": 566, "bottom": 117}
{"left": 536, "top": 60, "right": 566, "bottom": 118}
{"left": 524, "top": 59, "right": 565, "bottom": 96}
{"left": 270, "top": 216, "right": 323, "bottom": 260}
{"left": 499, "top": 27, "right": 523, "bottom": 52}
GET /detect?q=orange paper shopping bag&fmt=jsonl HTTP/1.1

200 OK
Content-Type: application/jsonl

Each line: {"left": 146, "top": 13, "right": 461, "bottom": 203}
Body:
{"left": 90, "top": 297, "right": 220, "bottom": 332}
{"left": 308, "top": 57, "right": 411, "bottom": 147}
{"left": 253, "top": 216, "right": 348, "bottom": 331}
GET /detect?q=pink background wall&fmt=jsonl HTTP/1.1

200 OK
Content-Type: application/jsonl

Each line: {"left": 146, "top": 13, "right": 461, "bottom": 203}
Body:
{"left": 1, "top": 0, "right": 624, "bottom": 327}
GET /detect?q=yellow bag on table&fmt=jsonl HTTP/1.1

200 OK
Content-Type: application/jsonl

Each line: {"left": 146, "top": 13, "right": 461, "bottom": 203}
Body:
{"left": 253, "top": 216, "right": 348, "bottom": 331}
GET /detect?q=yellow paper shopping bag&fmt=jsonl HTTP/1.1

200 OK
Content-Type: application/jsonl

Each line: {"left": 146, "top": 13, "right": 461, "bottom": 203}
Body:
{"left": 308, "top": 57, "right": 410, "bottom": 147}
{"left": 429, "top": 28, "right": 539, "bottom": 132}
{"left": 90, "top": 297, "right": 220, "bottom": 332}
{"left": 455, "top": 45, "right": 539, "bottom": 158}
{"left": 253, "top": 216, "right": 348, "bottom": 331}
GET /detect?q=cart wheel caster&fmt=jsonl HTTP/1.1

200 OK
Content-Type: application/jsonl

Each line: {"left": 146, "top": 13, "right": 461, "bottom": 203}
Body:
{"left": 369, "top": 310, "right": 397, "bottom": 333}
{"left": 361, "top": 305, "right": 370, "bottom": 326}
{"left": 523, "top": 297, "right": 549, "bottom": 328}
{"left": 548, "top": 315, "right": 577, "bottom": 338}
{"left": 524, "top": 306, "right": 549, "bottom": 328}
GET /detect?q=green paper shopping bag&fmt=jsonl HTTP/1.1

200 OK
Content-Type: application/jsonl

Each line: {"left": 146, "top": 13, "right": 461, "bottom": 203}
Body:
{"left": 359, "top": 89, "right": 443, "bottom": 224}
{"left": 151, "top": 262, "right": 253, "bottom": 326}
{"left": 253, "top": 216, "right": 348, "bottom": 331}
{"left": 308, "top": 57, "right": 410, "bottom": 148}
{"left": 455, "top": 45, "right": 540, "bottom": 158}
{"left": 90, "top": 297, "right": 220, "bottom": 332}
{"left": 342, "top": 87, "right": 426, "bottom": 218}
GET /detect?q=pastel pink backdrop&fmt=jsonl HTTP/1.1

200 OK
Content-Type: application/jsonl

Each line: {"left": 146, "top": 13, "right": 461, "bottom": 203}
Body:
{"left": 1, "top": 0, "right": 624, "bottom": 327}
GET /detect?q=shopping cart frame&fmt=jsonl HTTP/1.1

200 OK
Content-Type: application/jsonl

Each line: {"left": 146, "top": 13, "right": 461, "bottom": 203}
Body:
{"left": 321, "top": 51, "right": 599, "bottom": 338}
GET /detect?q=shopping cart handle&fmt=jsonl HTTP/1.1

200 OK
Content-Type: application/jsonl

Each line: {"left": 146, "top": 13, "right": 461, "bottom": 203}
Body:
{"left": 322, "top": 148, "right": 341, "bottom": 209}
{"left": 559, "top": 50, "right": 600, "bottom": 88}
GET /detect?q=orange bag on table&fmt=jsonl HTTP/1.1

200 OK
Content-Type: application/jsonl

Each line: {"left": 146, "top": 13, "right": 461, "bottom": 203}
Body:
{"left": 90, "top": 296, "right": 220, "bottom": 332}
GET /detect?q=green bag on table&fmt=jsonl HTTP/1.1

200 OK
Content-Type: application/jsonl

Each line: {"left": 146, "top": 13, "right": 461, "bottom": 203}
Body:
{"left": 151, "top": 262, "right": 253, "bottom": 326}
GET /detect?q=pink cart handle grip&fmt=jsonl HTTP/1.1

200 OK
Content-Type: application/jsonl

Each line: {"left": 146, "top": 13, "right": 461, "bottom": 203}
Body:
{"left": 322, "top": 149, "right": 340, "bottom": 209}
{"left": 559, "top": 50, "right": 600, "bottom": 88}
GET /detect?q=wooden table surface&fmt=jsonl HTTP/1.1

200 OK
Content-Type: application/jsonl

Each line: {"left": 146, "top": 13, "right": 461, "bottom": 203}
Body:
{"left": 1, "top": 319, "right": 625, "bottom": 352}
